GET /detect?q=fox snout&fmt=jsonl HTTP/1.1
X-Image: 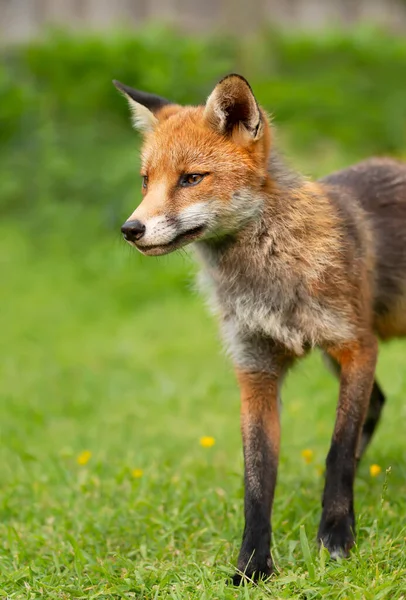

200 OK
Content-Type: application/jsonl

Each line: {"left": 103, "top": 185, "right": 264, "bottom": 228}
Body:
{"left": 121, "top": 206, "right": 208, "bottom": 256}
{"left": 121, "top": 219, "right": 146, "bottom": 243}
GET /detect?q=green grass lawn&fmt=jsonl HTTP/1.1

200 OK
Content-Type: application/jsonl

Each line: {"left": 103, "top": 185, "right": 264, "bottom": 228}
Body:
{"left": 0, "top": 210, "right": 405, "bottom": 600}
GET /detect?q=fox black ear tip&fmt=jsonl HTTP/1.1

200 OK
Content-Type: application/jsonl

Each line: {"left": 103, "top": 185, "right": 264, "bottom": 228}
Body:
{"left": 113, "top": 79, "right": 126, "bottom": 92}
{"left": 218, "top": 73, "right": 250, "bottom": 85}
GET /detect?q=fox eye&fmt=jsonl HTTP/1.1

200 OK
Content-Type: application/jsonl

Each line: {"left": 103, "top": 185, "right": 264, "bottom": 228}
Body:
{"left": 179, "top": 173, "right": 207, "bottom": 187}
{"left": 142, "top": 175, "right": 148, "bottom": 189}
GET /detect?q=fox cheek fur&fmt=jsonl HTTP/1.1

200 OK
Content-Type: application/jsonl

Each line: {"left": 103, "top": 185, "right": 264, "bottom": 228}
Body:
{"left": 114, "top": 74, "right": 406, "bottom": 583}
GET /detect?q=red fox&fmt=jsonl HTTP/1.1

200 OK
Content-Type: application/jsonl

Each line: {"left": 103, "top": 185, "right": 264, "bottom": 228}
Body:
{"left": 114, "top": 74, "right": 406, "bottom": 583}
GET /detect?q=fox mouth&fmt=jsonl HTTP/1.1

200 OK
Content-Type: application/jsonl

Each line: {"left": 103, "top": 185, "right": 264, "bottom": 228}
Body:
{"left": 135, "top": 224, "right": 206, "bottom": 256}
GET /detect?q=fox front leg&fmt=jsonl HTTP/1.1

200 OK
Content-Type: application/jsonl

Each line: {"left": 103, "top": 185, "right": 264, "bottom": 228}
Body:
{"left": 232, "top": 365, "right": 288, "bottom": 584}
{"left": 318, "top": 336, "right": 378, "bottom": 557}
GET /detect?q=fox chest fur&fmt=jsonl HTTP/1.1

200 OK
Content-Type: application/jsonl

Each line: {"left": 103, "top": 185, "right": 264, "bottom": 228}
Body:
{"left": 196, "top": 215, "right": 356, "bottom": 360}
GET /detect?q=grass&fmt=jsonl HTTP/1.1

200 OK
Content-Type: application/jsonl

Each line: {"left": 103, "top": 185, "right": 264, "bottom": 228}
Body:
{"left": 1, "top": 125, "right": 406, "bottom": 598}
{"left": 1, "top": 211, "right": 406, "bottom": 600}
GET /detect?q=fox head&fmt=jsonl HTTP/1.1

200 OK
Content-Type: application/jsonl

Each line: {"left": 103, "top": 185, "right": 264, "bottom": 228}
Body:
{"left": 114, "top": 74, "right": 271, "bottom": 256}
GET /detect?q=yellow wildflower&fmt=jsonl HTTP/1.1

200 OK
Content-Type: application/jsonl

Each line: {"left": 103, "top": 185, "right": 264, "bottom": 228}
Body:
{"left": 301, "top": 449, "right": 314, "bottom": 464}
{"left": 131, "top": 468, "right": 143, "bottom": 478}
{"left": 200, "top": 436, "right": 215, "bottom": 448}
{"left": 77, "top": 450, "right": 92, "bottom": 466}
{"left": 370, "top": 464, "right": 382, "bottom": 477}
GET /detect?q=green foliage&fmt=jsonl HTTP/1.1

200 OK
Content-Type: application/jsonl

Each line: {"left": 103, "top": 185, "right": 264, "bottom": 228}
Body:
{"left": 1, "top": 26, "right": 406, "bottom": 221}
{"left": 0, "top": 26, "right": 234, "bottom": 140}
{"left": 1, "top": 26, "right": 406, "bottom": 150}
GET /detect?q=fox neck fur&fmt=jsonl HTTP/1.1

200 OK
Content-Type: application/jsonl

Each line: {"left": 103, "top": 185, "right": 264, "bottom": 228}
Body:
{"left": 194, "top": 148, "right": 369, "bottom": 361}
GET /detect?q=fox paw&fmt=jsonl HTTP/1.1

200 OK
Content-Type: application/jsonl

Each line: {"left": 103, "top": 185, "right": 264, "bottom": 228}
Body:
{"left": 318, "top": 512, "right": 355, "bottom": 559}
{"left": 232, "top": 554, "right": 273, "bottom": 585}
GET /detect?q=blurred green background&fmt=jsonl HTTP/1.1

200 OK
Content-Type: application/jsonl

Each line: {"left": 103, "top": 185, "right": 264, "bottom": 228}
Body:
{"left": 1, "top": 11, "right": 406, "bottom": 599}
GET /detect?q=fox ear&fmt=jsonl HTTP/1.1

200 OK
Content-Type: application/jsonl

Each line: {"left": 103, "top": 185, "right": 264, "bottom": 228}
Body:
{"left": 113, "top": 80, "right": 172, "bottom": 132}
{"left": 204, "top": 74, "right": 263, "bottom": 141}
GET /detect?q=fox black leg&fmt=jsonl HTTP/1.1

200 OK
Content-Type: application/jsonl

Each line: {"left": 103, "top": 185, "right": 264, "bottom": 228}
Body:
{"left": 318, "top": 337, "right": 378, "bottom": 558}
{"left": 357, "top": 380, "right": 386, "bottom": 461}
{"left": 324, "top": 353, "right": 386, "bottom": 462}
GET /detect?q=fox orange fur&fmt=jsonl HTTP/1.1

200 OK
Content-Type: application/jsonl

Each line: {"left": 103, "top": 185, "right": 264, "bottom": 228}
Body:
{"left": 114, "top": 74, "right": 406, "bottom": 583}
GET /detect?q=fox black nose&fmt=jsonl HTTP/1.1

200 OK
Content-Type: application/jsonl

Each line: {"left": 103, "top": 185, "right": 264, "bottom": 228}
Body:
{"left": 121, "top": 219, "right": 146, "bottom": 242}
